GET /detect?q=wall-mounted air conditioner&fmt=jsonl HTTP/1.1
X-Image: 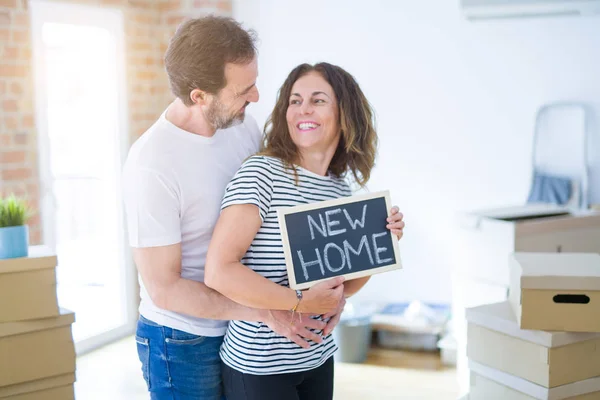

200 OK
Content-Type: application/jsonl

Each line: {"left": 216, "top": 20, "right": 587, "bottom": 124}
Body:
{"left": 461, "top": 0, "right": 600, "bottom": 21}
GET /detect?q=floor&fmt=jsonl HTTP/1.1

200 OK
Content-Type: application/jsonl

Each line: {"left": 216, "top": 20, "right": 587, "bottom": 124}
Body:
{"left": 59, "top": 283, "right": 125, "bottom": 342}
{"left": 75, "top": 337, "right": 460, "bottom": 400}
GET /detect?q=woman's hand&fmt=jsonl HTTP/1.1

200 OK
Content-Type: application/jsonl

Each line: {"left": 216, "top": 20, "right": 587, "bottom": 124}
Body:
{"left": 298, "top": 276, "right": 345, "bottom": 315}
{"left": 387, "top": 206, "right": 405, "bottom": 240}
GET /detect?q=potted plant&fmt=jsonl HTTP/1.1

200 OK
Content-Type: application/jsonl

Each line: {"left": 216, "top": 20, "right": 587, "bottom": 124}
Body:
{"left": 0, "top": 194, "right": 32, "bottom": 259}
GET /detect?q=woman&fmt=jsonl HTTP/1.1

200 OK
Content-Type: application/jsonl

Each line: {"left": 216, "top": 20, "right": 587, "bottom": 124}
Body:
{"left": 205, "top": 62, "right": 404, "bottom": 400}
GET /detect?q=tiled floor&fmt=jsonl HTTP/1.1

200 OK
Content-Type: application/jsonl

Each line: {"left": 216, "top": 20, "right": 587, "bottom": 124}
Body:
{"left": 75, "top": 337, "right": 459, "bottom": 399}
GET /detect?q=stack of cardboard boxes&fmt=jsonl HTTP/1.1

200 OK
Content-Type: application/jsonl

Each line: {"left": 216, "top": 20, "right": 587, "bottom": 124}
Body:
{"left": 454, "top": 205, "right": 600, "bottom": 392}
{"left": 0, "top": 247, "right": 76, "bottom": 400}
{"left": 464, "top": 252, "right": 600, "bottom": 399}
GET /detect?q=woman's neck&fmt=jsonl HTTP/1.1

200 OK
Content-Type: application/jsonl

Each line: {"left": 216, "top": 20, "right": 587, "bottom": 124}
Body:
{"left": 297, "top": 149, "right": 336, "bottom": 177}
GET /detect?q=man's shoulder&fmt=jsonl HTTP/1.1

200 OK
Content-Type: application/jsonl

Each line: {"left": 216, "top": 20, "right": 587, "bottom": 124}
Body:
{"left": 124, "top": 118, "right": 179, "bottom": 177}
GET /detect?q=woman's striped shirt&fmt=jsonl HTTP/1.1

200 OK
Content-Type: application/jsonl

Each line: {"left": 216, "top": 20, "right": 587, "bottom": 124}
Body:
{"left": 219, "top": 155, "right": 352, "bottom": 375}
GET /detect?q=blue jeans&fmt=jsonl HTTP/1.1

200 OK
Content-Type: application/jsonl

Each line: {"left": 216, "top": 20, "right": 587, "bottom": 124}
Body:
{"left": 135, "top": 315, "right": 225, "bottom": 400}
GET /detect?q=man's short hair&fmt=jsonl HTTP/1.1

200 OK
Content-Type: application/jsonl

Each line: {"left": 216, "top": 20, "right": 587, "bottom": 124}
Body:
{"left": 165, "top": 16, "right": 257, "bottom": 106}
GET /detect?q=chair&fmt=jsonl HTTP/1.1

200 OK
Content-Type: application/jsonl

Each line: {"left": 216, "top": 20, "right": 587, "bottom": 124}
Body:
{"left": 527, "top": 102, "right": 592, "bottom": 209}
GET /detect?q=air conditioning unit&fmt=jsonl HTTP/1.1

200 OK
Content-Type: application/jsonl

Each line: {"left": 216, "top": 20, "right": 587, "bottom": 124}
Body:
{"left": 461, "top": 0, "right": 600, "bottom": 21}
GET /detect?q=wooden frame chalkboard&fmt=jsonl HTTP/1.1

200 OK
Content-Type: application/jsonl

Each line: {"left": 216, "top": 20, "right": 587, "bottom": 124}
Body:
{"left": 278, "top": 190, "right": 402, "bottom": 290}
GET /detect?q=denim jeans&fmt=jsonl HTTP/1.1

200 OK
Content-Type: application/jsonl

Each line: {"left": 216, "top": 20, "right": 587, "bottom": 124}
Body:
{"left": 135, "top": 315, "right": 225, "bottom": 400}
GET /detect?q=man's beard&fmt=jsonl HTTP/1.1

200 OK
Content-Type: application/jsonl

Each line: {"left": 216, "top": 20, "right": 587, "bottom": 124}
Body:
{"left": 206, "top": 97, "right": 246, "bottom": 130}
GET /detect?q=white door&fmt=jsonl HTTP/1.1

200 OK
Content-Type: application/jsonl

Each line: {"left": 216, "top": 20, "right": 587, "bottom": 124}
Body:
{"left": 30, "top": 0, "right": 136, "bottom": 354}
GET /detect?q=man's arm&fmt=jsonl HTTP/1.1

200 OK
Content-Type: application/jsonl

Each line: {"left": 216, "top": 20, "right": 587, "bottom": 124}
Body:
{"left": 133, "top": 243, "right": 258, "bottom": 321}
{"left": 133, "top": 243, "right": 326, "bottom": 348}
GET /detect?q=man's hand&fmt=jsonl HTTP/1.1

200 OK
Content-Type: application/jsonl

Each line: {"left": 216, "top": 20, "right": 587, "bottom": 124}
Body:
{"left": 387, "top": 206, "right": 405, "bottom": 240}
{"left": 322, "top": 296, "right": 346, "bottom": 336}
{"left": 263, "top": 309, "right": 326, "bottom": 349}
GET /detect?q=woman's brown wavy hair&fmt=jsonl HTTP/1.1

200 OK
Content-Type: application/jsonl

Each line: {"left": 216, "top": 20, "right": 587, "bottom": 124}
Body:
{"left": 259, "top": 62, "right": 377, "bottom": 187}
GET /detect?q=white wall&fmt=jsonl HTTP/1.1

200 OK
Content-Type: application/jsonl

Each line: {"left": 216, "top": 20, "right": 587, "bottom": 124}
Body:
{"left": 234, "top": 0, "right": 600, "bottom": 306}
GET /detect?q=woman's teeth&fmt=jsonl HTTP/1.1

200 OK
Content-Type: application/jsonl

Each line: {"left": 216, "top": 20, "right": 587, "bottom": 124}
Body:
{"left": 298, "top": 122, "right": 318, "bottom": 130}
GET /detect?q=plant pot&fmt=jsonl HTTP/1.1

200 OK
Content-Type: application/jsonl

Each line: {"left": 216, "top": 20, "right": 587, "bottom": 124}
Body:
{"left": 0, "top": 225, "right": 29, "bottom": 259}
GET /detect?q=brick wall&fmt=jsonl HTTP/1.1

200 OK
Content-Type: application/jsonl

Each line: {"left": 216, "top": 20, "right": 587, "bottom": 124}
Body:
{"left": 0, "top": 0, "right": 232, "bottom": 244}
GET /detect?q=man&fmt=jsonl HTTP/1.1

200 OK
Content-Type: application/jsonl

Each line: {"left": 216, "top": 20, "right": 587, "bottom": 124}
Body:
{"left": 122, "top": 16, "right": 353, "bottom": 400}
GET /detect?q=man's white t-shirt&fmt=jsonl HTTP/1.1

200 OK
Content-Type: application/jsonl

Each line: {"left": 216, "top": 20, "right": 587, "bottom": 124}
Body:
{"left": 122, "top": 110, "right": 262, "bottom": 336}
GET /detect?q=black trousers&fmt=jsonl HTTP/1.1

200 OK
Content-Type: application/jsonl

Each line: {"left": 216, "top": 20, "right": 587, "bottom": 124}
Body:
{"left": 221, "top": 357, "right": 334, "bottom": 400}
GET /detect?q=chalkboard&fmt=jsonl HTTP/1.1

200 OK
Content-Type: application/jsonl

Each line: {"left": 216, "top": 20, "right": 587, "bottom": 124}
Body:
{"left": 278, "top": 191, "right": 402, "bottom": 290}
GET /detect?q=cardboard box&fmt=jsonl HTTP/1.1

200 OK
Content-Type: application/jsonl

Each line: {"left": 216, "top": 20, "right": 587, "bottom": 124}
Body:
{"left": 0, "top": 309, "right": 76, "bottom": 388}
{"left": 0, "top": 246, "right": 59, "bottom": 322}
{"left": 0, "top": 374, "right": 74, "bottom": 400}
{"left": 2, "top": 386, "right": 73, "bottom": 400}
{"left": 466, "top": 302, "right": 600, "bottom": 388}
{"left": 459, "top": 205, "right": 600, "bottom": 286}
{"left": 470, "top": 360, "right": 600, "bottom": 400}
{"left": 509, "top": 253, "right": 600, "bottom": 332}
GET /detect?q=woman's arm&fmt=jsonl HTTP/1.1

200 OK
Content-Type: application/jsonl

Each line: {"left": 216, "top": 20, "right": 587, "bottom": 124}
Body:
{"left": 344, "top": 276, "right": 371, "bottom": 298}
{"left": 205, "top": 204, "right": 344, "bottom": 315}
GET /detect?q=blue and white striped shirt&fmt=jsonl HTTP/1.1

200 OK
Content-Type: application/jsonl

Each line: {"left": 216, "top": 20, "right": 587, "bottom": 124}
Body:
{"left": 220, "top": 155, "right": 352, "bottom": 375}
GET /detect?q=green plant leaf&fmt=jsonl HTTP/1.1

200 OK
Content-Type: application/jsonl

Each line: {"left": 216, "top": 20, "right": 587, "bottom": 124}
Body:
{"left": 0, "top": 194, "right": 32, "bottom": 228}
